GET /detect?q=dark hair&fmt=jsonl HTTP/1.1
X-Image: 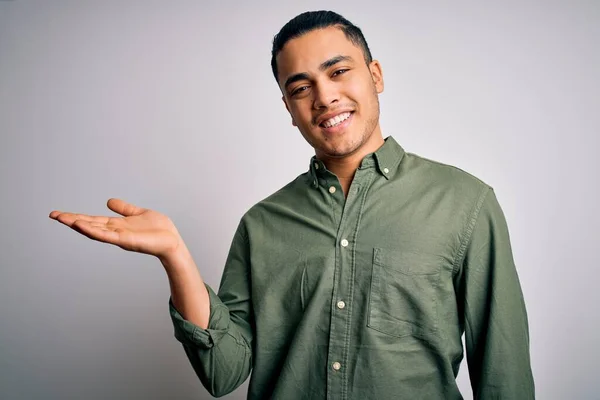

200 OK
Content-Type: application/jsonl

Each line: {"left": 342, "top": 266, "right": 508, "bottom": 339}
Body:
{"left": 270, "top": 10, "right": 373, "bottom": 83}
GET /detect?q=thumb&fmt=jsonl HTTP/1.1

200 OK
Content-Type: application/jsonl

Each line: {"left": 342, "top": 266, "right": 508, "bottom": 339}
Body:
{"left": 106, "top": 198, "right": 146, "bottom": 217}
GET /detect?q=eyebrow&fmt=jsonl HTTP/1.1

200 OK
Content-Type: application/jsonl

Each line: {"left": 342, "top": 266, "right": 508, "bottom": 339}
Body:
{"left": 283, "top": 55, "right": 354, "bottom": 91}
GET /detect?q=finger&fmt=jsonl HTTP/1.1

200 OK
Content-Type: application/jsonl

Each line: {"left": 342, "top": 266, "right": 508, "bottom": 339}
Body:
{"left": 72, "top": 220, "right": 121, "bottom": 245}
{"left": 54, "top": 212, "right": 111, "bottom": 227}
{"left": 49, "top": 211, "right": 62, "bottom": 219}
{"left": 107, "top": 198, "right": 147, "bottom": 217}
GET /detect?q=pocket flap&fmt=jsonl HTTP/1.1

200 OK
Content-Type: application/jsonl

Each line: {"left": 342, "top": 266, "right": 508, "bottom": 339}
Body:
{"left": 373, "top": 248, "right": 442, "bottom": 275}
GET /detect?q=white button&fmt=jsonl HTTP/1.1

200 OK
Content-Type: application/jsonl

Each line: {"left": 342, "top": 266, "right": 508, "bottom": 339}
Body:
{"left": 337, "top": 300, "right": 346, "bottom": 309}
{"left": 314, "top": 163, "right": 319, "bottom": 169}
{"left": 332, "top": 362, "right": 341, "bottom": 371}
{"left": 383, "top": 167, "right": 389, "bottom": 174}
{"left": 341, "top": 239, "right": 349, "bottom": 247}
{"left": 328, "top": 186, "right": 336, "bottom": 194}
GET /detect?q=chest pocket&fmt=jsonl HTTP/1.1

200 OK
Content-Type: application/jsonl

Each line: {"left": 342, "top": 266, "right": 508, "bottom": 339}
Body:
{"left": 367, "top": 248, "right": 442, "bottom": 340}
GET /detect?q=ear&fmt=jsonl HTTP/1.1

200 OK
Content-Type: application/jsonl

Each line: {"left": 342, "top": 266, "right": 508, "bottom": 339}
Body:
{"left": 282, "top": 95, "right": 297, "bottom": 126}
{"left": 369, "top": 60, "right": 384, "bottom": 94}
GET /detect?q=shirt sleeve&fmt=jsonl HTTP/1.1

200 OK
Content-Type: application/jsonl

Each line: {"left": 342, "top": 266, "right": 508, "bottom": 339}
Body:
{"left": 168, "top": 220, "right": 253, "bottom": 398}
{"left": 459, "top": 187, "right": 535, "bottom": 399}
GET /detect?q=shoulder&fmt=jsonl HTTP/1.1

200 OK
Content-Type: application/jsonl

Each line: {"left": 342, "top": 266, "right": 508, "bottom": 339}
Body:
{"left": 400, "top": 150, "right": 492, "bottom": 199}
{"left": 239, "top": 172, "right": 311, "bottom": 223}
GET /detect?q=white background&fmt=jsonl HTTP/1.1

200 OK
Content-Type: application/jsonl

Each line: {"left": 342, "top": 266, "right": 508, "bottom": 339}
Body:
{"left": 1, "top": 1, "right": 598, "bottom": 399}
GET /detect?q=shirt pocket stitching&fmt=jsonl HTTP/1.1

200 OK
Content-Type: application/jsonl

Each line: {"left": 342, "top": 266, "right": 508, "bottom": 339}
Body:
{"left": 373, "top": 247, "right": 444, "bottom": 276}
{"left": 368, "top": 248, "right": 442, "bottom": 339}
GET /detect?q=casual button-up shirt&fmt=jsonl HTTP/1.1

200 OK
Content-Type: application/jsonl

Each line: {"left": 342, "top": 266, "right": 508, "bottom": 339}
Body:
{"left": 169, "top": 136, "right": 535, "bottom": 399}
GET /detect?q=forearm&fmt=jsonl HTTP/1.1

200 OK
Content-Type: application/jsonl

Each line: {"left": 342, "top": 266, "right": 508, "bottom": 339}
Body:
{"left": 160, "top": 243, "right": 210, "bottom": 330}
{"left": 163, "top": 233, "right": 254, "bottom": 396}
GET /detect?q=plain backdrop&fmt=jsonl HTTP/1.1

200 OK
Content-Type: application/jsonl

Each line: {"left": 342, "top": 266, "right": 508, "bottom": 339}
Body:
{"left": 1, "top": 1, "right": 598, "bottom": 399}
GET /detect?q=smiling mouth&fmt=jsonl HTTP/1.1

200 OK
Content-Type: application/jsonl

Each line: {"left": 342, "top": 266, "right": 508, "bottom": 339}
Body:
{"left": 319, "top": 111, "right": 353, "bottom": 128}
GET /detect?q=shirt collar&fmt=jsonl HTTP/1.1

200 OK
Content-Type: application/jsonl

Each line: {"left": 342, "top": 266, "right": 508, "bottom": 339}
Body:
{"left": 308, "top": 136, "right": 405, "bottom": 188}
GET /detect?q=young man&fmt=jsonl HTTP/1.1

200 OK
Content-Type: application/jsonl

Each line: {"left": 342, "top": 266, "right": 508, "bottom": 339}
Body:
{"left": 50, "top": 10, "right": 534, "bottom": 399}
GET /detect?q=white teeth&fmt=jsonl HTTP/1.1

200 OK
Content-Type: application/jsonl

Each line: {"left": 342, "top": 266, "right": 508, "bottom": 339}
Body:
{"left": 323, "top": 112, "right": 351, "bottom": 128}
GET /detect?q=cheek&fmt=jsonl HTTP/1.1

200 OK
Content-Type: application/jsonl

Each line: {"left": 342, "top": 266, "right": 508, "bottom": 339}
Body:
{"left": 344, "top": 79, "right": 372, "bottom": 104}
{"left": 356, "top": 82, "right": 378, "bottom": 110}
{"left": 290, "top": 104, "right": 313, "bottom": 126}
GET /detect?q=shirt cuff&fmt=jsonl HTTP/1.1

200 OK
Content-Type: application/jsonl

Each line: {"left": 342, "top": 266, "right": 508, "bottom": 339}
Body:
{"left": 169, "top": 283, "right": 230, "bottom": 349}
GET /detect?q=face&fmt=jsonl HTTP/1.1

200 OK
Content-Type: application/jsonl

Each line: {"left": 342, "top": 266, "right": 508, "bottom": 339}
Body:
{"left": 277, "top": 26, "right": 384, "bottom": 160}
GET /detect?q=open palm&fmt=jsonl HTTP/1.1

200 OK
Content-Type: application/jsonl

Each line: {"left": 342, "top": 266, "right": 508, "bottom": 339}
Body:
{"left": 49, "top": 198, "right": 182, "bottom": 259}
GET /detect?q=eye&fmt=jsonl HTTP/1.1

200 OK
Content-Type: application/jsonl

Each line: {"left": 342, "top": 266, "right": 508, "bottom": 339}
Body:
{"left": 332, "top": 69, "right": 349, "bottom": 77}
{"left": 291, "top": 86, "right": 309, "bottom": 96}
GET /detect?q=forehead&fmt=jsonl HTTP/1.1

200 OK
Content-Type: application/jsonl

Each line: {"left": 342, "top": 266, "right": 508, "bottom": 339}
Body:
{"left": 276, "top": 26, "right": 362, "bottom": 80}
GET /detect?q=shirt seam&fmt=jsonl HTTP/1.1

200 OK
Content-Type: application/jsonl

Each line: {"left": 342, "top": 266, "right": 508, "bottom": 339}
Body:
{"left": 451, "top": 184, "right": 491, "bottom": 275}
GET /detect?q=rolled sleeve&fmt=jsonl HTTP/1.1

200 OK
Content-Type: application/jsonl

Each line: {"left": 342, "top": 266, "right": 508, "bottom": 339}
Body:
{"left": 169, "top": 283, "right": 230, "bottom": 349}
{"left": 167, "top": 219, "right": 254, "bottom": 397}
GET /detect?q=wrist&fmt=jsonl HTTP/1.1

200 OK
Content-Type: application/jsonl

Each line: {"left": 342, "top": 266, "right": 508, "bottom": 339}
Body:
{"left": 159, "top": 241, "right": 192, "bottom": 272}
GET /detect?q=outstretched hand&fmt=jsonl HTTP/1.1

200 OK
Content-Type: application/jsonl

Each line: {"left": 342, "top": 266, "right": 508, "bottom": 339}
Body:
{"left": 49, "top": 198, "right": 183, "bottom": 260}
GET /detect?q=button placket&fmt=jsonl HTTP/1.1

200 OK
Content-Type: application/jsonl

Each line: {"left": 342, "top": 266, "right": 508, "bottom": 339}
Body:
{"left": 326, "top": 168, "right": 375, "bottom": 400}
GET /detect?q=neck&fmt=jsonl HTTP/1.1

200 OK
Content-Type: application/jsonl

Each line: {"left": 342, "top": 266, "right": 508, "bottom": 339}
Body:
{"left": 319, "top": 134, "right": 385, "bottom": 177}
{"left": 316, "top": 129, "right": 385, "bottom": 195}
{"left": 320, "top": 154, "right": 365, "bottom": 182}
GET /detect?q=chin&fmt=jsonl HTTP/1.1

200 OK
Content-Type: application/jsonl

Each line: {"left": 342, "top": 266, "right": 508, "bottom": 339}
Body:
{"left": 303, "top": 126, "right": 366, "bottom": 157}
{"left": 319, "top": 140, "right": 362, "bottom": 158}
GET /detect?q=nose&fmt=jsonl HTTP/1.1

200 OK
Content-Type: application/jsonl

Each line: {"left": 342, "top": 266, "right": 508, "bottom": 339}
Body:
{"left": 312, "top": 80, "right": 339, "bottom": 109}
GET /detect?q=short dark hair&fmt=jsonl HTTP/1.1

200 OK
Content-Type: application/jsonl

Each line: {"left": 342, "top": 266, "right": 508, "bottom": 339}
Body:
{"left": 270, "top": 10, "right": 373, "bottom": 84}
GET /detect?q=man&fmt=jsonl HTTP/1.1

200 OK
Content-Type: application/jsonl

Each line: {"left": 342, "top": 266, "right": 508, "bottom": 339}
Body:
{"left": 50, "top": 10, "right": 534, "bottom": 399}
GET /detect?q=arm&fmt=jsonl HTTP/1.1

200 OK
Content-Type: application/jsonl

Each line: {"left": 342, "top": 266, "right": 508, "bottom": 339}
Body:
{"left": 166, "top": 220, "right": 253, "bottom": 398}
{"left": 162, "top": 245, "right": 210, "bottom": 329}
{"left": 459, "top": 187, "right": 535, "bottom": 399}
{"left": 48, "top": 199, "right": 252, "bottom": 396}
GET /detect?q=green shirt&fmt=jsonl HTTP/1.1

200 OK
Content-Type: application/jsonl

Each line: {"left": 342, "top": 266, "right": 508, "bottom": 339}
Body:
{"left": 169, "top": 136, "right": 534, "bottom": 399}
